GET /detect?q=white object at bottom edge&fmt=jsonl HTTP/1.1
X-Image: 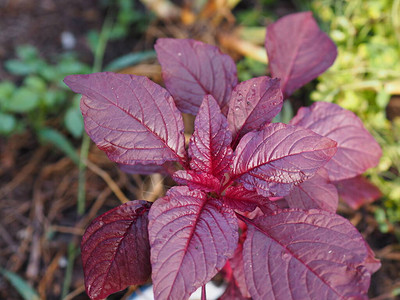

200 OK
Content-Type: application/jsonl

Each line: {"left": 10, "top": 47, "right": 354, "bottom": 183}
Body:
{"left": 128, "top": 281, "right": 226, "bottom": 300}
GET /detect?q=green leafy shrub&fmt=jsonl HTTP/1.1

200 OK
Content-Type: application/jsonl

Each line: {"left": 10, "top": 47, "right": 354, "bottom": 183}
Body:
{"left": 0, "top": 45, "right": 90, "bottom": 137}
{"left": 311, "top": 0, "right": 400, "bottom": 232}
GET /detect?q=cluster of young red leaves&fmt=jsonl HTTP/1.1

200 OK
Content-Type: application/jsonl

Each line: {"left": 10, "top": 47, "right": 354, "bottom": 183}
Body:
{"left": 64, "top": 11, "right": 382, "bottom": 300}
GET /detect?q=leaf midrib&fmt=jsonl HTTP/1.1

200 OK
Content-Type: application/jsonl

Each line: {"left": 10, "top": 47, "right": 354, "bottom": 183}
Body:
{"left": 76, "top": 77, "right": 185, "bottom": 164}
{"left": 243, "top": 215, "right": 359, "bottom": 299}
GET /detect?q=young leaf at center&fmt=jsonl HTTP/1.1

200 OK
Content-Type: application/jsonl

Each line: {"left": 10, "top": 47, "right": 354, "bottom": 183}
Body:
{"left": 223, "top": 185, "right": 271, "bottom": 212}
{"left": 172, "top": 170, "right": 221, "bottom": 192}
{"left": 231, "top": 123, "right": 337, "bottom": 197}
{"left": 188, "top": 95, "right": 233, "bottom": 179}
{"left": 227, "top": 76, "right": 283, "bottom": 144}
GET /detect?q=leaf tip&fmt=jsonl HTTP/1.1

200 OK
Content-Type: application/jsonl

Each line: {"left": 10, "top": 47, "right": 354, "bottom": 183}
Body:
{"left": 63, "top": 74, "right": 77, "bottom": 87}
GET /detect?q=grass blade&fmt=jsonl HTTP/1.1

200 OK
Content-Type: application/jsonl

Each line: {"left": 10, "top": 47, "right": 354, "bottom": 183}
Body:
{"left": 0, "top": 268, "right": 41, "bottom": 300}
{"left": 38, "top": 128, "right": 80, "bottom": 165}
{"left": 104, "top": 50, "right": 156, "bottom": 71}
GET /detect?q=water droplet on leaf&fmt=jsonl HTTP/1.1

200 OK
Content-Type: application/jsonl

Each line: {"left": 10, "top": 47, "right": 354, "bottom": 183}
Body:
{"left": 281, "top": 251, "right": 290, "bottom": 262}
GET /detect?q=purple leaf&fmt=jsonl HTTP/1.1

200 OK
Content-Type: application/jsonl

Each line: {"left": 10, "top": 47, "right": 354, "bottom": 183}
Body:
{"left": 334, "top": 176, "right": 382, "bottom": 210}
{"left": 155, "top": 38, "right": 238, "bottom": 114}
{"left": 265, "top": 11, "right": 337, "bottom": 98}
{"left": 229, "top": 243, "right": 251, "bottom": 298}
{"left": 285, "top": 168, "right": 338, "bottom": 212}
{"left": 232, "top": 122, "right": 337, "bottom": 197}
{"left": 189, "top": 95, "right": 233, "bottom": 178}
{"left": 223, "top": 185, "right": 271, "bottom": 212}
{"left": 227, "top": 77, "right": 283, "bottom": 144}
{"left": 64, "top": 73, "right": 187, "bottom": 167}
{"left": 241, "top": 209, "right": 371, "bottom": 299}
{"left": 247, "top": 207, "right": 268, "bottom": 219}
{"left": 118, "top": 162, "right": 174, "bottom": 175}
{"left": 269, "top": 198, "right": 290, "bottom": 210}
{"left": 81, "top": 200, "right": 152, "bottom": 300}
{"left": 148, "top": 186, "right": 238, "bottom": 299}
{"left": 364, "top": 243, "right": 381, "bottom": 275}
{"left": 172, "top": 170, "right": 221, "bottom": 192}
{"left": 257, "top": 201, "right": 284, "bottom": 215}
{"left": 220, "top": 279, "right": 251, "bottom": 300}
{"left": 290, "top": 102, "right": 382, "bottom": 181}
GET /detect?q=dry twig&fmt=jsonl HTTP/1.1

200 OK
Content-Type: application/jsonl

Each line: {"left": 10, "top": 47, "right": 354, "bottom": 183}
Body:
{"left": 86, "top": 160, "right": 130, "bottom": 204}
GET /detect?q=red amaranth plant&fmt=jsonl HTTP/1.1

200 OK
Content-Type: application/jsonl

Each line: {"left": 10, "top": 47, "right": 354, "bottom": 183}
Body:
{"left": 65, "top": 11, "right": 382, "bottom": 300}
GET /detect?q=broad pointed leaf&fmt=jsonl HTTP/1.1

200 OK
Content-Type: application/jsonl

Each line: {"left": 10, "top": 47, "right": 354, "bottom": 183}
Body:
{"left": 285, "top": 168, "right": 338, "bottom": 212}
{"left": 241, "top": 209, "right": 371, "bottom": 300}
{"left": 155, "top": 38, "right": 237, "bottom": 114}
{"left": 64, "top": 73, "right": 187, "bottom": 166}
{"left": 172, "top": 170, "right": 220, "bottom": 192}
{"left": 290, "top": 102, "right": 381, "bottom": 181}
{"left": 232, "top": 122, "right": 337, "bottom": 197}
{"left": 334, "top": 176, "right": 382, "bottom": 210}
{"left": 223, "top": 185, "right": 271, "bottom": 212}
{"left": 148, "top": 186, "right": 238, "bottom": 300}
{"left": 227, "top": 77, "right": 283, "bottom": 143}
{"left": 364, "top": 243, "right": 381, "bottom": 275}
{"left": 265, "top": 12, "right": 337, "bottom": 98}
{"left": 189, "top": 95, "right": 233, "bottom": 178}
{"left": 81, "top": 200, "right": 152, "bottom": 300}
{"left": 229, "top": 243, "right": 251, "bottom": 298}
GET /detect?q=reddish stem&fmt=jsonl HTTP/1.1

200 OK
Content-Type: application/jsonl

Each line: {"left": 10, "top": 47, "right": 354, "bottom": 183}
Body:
{"left": 201, "top": 284, "right": 207, "bottom": 300}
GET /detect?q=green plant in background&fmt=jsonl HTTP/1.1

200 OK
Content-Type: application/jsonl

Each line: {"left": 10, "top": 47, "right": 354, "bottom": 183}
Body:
{"left": 87, "top": 0, "right": 153, "bottom": 51}
{"left": 0, "top": 3, "right": 156, "bottom": 298}
{"left": 0, "top": 0, "right": 153, "bottom": 139}
{"left": 311, "top": 0, "right": 400, "bottom": 233}
{"left": 237, "top": 57, "right": 267, "bottom": 81}
{"left": 106, "top": 0, "right": 153, "bottom": 38}
{"left": 0, "top": 45, "right": 90, "bottom": 137}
